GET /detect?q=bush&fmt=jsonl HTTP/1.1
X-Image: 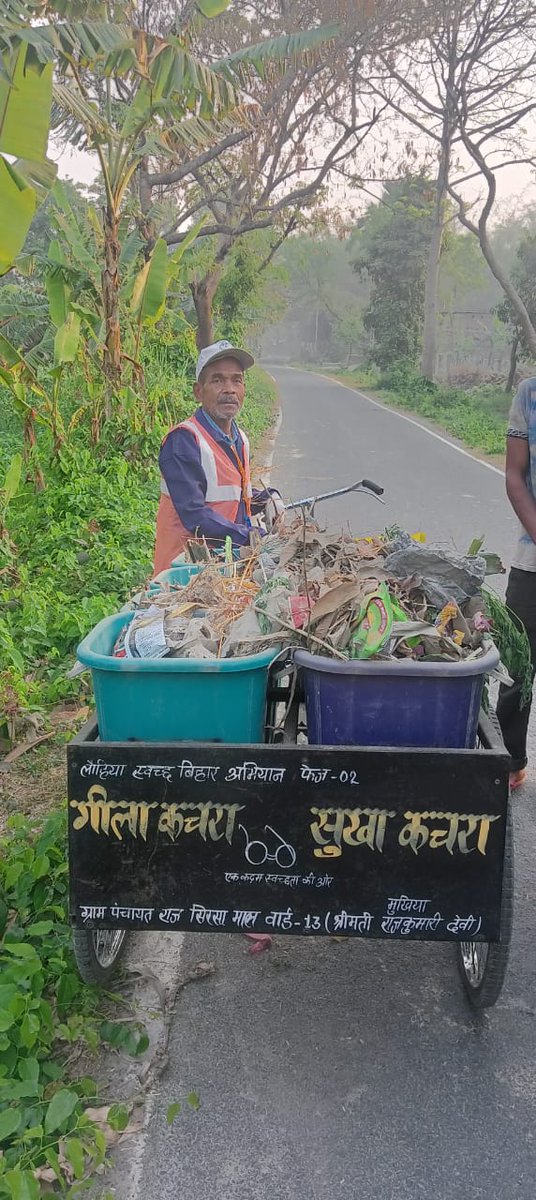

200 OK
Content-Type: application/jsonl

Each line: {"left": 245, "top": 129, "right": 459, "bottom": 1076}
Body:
{"left": 0, "top": 811, "right": 148, "bottom": 1197}
{"left": 0, "top": 356, "right": 278, "bottom": 733}
{"left": 366, "top": 364, "right": 508, "bottom": 456}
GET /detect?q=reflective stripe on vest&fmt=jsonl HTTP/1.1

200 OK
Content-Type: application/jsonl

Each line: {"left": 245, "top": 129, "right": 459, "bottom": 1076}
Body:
{"left": 240, "top": 429, "right": 253, "bottom": 498}
{"left": 160, "top": 418, "right": 249, "bottom": 503}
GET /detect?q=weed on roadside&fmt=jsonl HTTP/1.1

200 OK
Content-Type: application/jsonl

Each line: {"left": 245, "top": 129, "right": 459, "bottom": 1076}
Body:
{"left": 0, "top": 810, "right": 148, "bottom": 1198}
{"left": 0, "top": 368, "right": 277, "bottom": 743}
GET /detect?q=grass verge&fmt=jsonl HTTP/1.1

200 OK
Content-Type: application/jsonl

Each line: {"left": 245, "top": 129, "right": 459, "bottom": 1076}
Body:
{"left": 0, "top": 809, "right": 149, "bottom": 1199}
{"left": 0, "top": 367, "right": 278, "bottom": 744}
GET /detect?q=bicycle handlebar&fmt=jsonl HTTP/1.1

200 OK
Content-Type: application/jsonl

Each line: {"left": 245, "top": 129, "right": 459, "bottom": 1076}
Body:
{"left": 285, "top": 478, "right": 385, "bottom": 513}
{"left": 360, "top": 479, "right": 384, "bottom": 497}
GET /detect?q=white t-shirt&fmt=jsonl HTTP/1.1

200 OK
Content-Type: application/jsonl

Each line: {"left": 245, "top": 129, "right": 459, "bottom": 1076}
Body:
{"left": 508, "top": 377, "right": 536, "bottom": 571}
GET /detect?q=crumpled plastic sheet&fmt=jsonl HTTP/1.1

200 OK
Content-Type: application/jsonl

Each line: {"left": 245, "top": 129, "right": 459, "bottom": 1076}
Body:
{"left": 383, "top": 544, "right": 487, "bottom": 608}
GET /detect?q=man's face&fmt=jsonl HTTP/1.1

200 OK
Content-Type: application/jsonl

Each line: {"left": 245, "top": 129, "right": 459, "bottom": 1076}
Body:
{"left": 194, "top": 356, "right": 246, "bottom": 426}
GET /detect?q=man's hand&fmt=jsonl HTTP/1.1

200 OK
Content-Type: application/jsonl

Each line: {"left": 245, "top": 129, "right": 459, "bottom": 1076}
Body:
{"left": 264, "top": 492, "right": 285, "bottom": 531}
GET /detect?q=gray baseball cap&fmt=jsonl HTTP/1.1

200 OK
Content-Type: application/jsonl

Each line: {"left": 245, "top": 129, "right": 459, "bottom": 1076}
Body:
{"left": 195, "top": 339, "right": 254, "bottom": 382}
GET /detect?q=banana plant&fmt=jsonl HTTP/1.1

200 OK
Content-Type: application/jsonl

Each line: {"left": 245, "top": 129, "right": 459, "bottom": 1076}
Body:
{"left": 0, "top": 39, "right": 56, "bottom": 272}
{"left": 39, "top": 1, "right": 334, "bottom": 389}
{"left": 129, "top": 217, "right": 207, "bottom": 357}
{"left": 0, "top": 451, "right": 23, "bottom": 570}
{"left": 0, "top": 0, "right": 336, "bottom": 419}
{"left": 0, "top": 334, "right": 53, "bottom": 483}
{"left": 0, "top": 452, "right": 22, "bottom": 541}
{"left": 0, "top": 0, "right": 236, "bottom": 279}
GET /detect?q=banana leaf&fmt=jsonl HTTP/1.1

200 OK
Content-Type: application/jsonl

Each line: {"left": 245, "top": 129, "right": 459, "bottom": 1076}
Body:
{"left": 130, "top": 238, "right": 167, "bottom": 324}
{"left": 0, "top": 43, "right": 52, "bottom": 161}
{"left": 0, "top": 156, "right": 35, "bottom": 274}
{"left": 54, "top": 311, "right": 81, "bottom": 365}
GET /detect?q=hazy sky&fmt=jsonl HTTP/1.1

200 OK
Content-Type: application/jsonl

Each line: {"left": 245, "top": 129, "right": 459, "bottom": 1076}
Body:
{"left": 55, "top": 140, "right": 536, "bottom": 230}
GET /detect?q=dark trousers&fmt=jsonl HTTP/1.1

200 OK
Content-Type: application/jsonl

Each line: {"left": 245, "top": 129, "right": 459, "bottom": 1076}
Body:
{"left": 496, "top": 567, "right": 536, "bottom": 770}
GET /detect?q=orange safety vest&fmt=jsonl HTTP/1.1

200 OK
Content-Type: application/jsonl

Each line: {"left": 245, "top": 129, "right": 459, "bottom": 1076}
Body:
{"left": 153, "top": 413, "right": 252, "bottom": 575}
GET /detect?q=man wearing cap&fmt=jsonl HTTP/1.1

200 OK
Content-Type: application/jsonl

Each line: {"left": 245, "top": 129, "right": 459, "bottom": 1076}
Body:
{"left": 153, "top": 340, "right": 283, "bottom": 573}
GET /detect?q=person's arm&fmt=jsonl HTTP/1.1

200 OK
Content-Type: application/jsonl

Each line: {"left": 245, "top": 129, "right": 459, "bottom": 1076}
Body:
{"left": 505, "top": 435, "right": 536, "bottom": 544}
{"left": 251, "top": 485, "right": 282, "bottom": 514}
{"left": 505, "top": 378, "right": 536, "bottom": 543}
{"left": 159, "top": 430, "right": 253, "bottom": 546}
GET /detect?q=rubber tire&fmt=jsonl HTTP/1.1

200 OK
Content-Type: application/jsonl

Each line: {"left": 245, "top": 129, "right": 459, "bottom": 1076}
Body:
{"left": 457, "top": 801, "right": 513, "bottom": 1009}
{"left": 72, "top": 928, "right": 128, "bottom": 985}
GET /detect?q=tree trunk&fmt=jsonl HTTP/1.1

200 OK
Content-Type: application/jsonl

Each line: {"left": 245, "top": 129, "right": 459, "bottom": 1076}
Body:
{"left": 421, "top": 102, "right": 453, "bottom": 380}
{"left": 102, "top": 205, "right": 122, "bottom": 408}
{"left": 420, "top": 215, "right": 443, "bottom": 380}
{"left": 479, "top": 230, "right": 536, "bottom": 358}
{"left": 23, "top": 410, "right": 45, "bottom": 492}
{"left": 506, "top": 334, "right": 519, "bottom": 394}
{"left": 190, "top": 267, "right": 222, "bottom": 350}
{"left": 452, "top": 130, "right": 536, "bottom": 360}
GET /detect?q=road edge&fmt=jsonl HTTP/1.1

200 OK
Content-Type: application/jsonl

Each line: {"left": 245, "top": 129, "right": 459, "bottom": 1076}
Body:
{"left": 253, "top": 371, "right": 282, "bottom": 488}
{"left": 276, "top": 365, "right": 505, "bottom": 479}
{"left": 101, "top": 931, "right": 186, "bottom": 1199}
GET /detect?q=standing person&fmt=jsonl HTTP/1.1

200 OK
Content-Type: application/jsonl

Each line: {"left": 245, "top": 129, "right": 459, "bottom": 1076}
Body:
{"left": 153, "top": 340, "right": 283, "bottom": 574}
{"left": 497, "top": 376, "right": 536, "bottom": 790}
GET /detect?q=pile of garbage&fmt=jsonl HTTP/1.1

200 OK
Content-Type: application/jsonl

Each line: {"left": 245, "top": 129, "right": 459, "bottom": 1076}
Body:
{"left": 113, "top": 519, "right": 507, "bottom": 668}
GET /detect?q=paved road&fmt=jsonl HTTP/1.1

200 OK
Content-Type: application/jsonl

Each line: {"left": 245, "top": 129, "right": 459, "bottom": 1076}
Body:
{"left": 136, "top": 367, "right": 536, "bottom": 1200}
{"left": 269, "top": 367, "right": 514, "bottom": 570}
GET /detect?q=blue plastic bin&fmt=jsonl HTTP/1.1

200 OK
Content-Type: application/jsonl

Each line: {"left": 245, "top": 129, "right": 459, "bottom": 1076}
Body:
{"left": 294, "top": 643, "right": 500, "bottom": 749}
{"left": 77, "top": 612, "right": 276, "bottom": 743}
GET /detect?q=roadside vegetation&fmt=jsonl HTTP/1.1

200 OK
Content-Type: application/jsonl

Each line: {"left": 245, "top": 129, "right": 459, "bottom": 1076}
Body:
{"left": 268, "top": 176, "right": 536, "bottom": 459}
{"left": 0, "top": 808, "right": 148, "bottom": 1199}
{"left": 2, "top": 0, "right": 536, "bottom": 1192}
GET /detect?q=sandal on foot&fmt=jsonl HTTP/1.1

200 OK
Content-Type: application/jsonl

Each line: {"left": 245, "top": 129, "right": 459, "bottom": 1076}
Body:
{"left": 509, "top": 769, "right": 527, "bottom": 792}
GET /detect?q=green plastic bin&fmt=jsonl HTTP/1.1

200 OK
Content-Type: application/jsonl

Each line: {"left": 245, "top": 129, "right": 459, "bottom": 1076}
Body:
{"left": 76, "top": 612, "right": 276, "bottom": 743}
{"left": 149, "top": 563, "right": 227, "bottom": 595}
{"left": 155, "top": 564, "right": 204, "bottom": 586}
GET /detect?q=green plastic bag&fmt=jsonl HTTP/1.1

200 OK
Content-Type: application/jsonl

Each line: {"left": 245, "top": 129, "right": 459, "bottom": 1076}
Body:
{"left": 349, "top": 583, "right": 394, "bottom": 659}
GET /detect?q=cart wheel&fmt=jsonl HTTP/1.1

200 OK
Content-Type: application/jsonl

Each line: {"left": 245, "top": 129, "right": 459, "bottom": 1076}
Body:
{"left": 457, "top": 802, "right": 513, "bottom": 1009}
{"left": 72, "top": 928, "right": 128, "bottom": 985}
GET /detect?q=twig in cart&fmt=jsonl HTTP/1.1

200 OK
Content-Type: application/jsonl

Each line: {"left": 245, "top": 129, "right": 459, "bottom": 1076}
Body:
{"left": 252, "top": 604, "right": 347, "bottom": 660}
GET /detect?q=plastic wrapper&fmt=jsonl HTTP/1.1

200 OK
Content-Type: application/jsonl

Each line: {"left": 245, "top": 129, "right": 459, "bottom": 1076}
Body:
{"left": 383, "top": 545, "right": 487, "bottom": 608}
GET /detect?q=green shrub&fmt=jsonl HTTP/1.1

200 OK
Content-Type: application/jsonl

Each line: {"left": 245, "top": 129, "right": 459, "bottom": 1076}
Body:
{"left": 0, "top": 812, "right": 104, "bottom": 1196}
{"left": 0, "top": 357, "right": 277, "bottom": 731}
{"left": 0, "top": 811, "right": 149, "bottom": 1197}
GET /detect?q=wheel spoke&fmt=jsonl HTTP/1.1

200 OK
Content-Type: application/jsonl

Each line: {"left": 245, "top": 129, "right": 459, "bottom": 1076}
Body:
{"left": 92, "top": 929, "right": 126, "bottom": 969}
{"left": 460, "top": 940, "right": 489, "bottom": 988}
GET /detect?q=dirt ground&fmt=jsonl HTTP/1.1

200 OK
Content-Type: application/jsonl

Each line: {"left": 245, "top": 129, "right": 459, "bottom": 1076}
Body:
{"left": 0, "top": 705, "right": 91, "bottom": 833}
{"left": 0, "top": 741, "right": 66, "bottom": 833}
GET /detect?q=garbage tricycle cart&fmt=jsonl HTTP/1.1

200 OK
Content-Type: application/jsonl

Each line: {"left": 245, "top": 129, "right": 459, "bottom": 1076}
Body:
{"left": 67, "top": 671, "right": 512, "bottom": 1011}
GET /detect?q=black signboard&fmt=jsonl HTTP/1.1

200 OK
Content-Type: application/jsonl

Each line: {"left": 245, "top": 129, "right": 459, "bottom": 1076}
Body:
{"left": 68, "top": 722, "right": 509, "bottom": 943}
